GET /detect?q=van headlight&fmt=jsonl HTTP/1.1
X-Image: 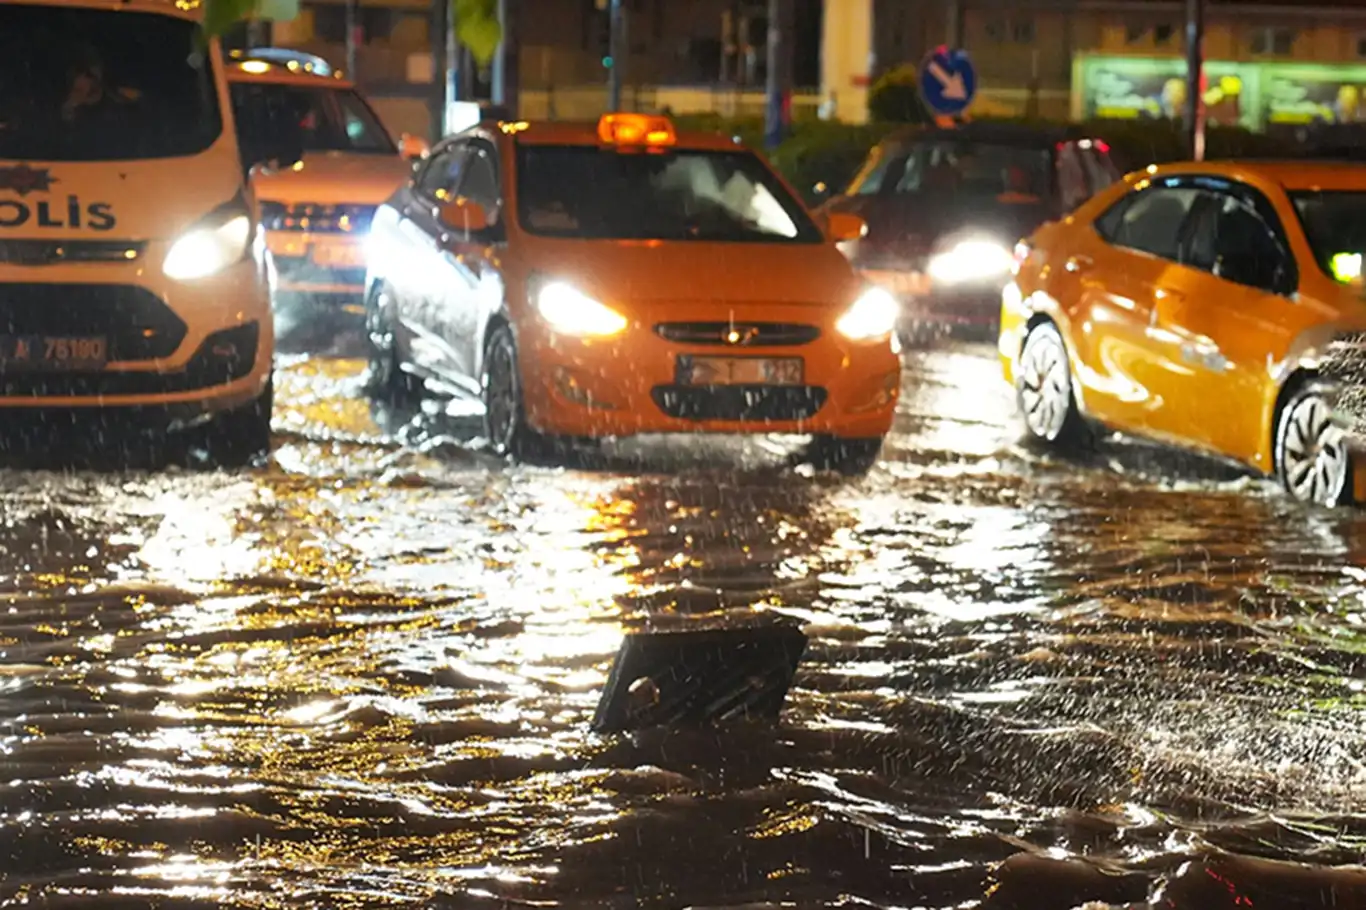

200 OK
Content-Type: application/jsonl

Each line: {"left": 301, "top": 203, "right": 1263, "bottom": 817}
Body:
{"left": 836, "top": 287, "right": 899, "bottom": 340}
{"left": 163, "top": 201, "right": 253, "bottom": 281}
{"left": 926, "top": 238, "right": 1013, "bottom": 285}
{"left": 535, "top": 280, "right": 628, "bottom": 337}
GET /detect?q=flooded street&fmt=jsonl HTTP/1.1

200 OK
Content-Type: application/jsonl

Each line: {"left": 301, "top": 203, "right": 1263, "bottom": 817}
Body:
{"left": 3, "top": 331, "right": 1365, "bottom": 908}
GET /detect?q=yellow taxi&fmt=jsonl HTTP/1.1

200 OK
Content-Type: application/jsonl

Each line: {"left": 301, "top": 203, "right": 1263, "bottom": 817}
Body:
{"left": 226, "top": 50, "right": 427, "bottom": 311}
{"left": 1000, "top": 160, "right": 1366, "bottom": 506}
{"left": 363, "top": 113, "right": 902, "bottom": 469}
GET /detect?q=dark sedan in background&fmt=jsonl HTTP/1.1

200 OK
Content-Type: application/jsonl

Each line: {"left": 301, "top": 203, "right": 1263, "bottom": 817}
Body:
{"left": 818, "top": 123, "right": 1122, "bottom": 341}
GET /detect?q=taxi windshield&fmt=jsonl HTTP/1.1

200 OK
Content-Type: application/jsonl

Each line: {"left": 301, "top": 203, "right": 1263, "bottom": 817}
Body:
{"left": 848, "top": 140, "right": 1053, "bottom": 199}
{"left": 515, "top": 146, "right": 824, "bottom": 243}
{"left": 1290, "top": 191, "right": 1366, "bottom": 282}
{"left": 229, "top": 83, "right": 396, "bottom": 155}
{"left": 0, "top": 5, "right": 221, "bottom": 162}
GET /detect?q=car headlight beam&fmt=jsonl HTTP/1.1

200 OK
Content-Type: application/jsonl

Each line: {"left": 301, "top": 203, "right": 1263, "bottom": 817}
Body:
{"left": 926, "top": 238, "right": 1014, "bottom": 285}
{"left": 535, "top": 280, "right": 628, "bottom": 337}
{"left": 163, "top": 212, "right": 252, "bottom": 281}
{"left": 836, "top": 287, "right": 900, "bottom": 341}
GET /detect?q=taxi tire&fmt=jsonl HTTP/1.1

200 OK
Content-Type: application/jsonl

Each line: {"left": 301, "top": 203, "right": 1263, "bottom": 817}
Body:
{"left": 808, "top": 435, "right": 883, "bottom": 475}
{"left": 209, "top": 378, "right": 273, "bottom": 468}
{"left": 1273, "top": 382, "right": 1352, "bottom": 507}
{"left": 365, "top": 286, "right": 419, "bottom": 403}
{"left": 1017, "top": 321, "right": 1091, "bottom": 449}
{"left": 483, "top": 323, "right": 547, "bottom": 460}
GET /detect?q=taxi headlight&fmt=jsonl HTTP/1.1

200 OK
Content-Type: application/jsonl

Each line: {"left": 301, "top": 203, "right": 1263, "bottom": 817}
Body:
{"left": 163, "top": 204, "right": 253, "bottom": 281}
{"left": 926, "top": 238, "right": 1014, "bottom": 285}
{"left": 535, "top": 280, "right": 628, "bottom": 337}
{"left": 836, "top": 287, "right": 900, "bottom": 341}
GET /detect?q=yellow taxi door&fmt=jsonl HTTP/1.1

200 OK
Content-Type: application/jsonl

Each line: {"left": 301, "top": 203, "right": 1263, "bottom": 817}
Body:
{"left": 1143, "top": 182, "right": 1301, "bottom": 464}
{"left": 1060, "top": 182, "right": 1203, "bottom": 437}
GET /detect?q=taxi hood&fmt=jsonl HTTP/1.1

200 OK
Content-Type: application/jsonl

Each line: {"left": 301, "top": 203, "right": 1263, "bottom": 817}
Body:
{"left": 251, "top": 151, "right": 412, "bottom": 207}
{"left": 0, "top": 141, "right": 244, "bottom": 242}
{"left": 518, "top": 239, "right": 866, "bottom": 310}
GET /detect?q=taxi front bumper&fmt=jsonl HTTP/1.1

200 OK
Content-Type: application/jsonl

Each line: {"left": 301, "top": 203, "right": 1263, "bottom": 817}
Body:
{"left": 518, "top": 313, "right": 901, "bottom": 440}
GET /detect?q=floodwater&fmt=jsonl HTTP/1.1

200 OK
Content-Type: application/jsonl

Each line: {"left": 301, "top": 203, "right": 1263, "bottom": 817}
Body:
{"left": 2, "top": 330, "right": 1365, "bottom": 909}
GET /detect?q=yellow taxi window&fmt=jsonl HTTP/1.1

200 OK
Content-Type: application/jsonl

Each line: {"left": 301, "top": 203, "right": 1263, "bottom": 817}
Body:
{"left": 515, "top": 145, "right": 825, "bottom": 244}
{"left": 1290, "top": 190, "right": 1366, "bottom": 283}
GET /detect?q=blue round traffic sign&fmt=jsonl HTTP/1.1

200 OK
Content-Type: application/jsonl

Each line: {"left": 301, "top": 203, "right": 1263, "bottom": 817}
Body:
{"left": 918, "top": 47, "right": 977, "bottom": 117}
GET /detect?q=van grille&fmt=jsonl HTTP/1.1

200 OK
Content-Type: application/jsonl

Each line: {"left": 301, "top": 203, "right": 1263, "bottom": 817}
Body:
{"left": 0, "top": 240, "right": 147, "bottom": 265}
{"left": 0, "top": 283, "right": 186, "bottom": 361}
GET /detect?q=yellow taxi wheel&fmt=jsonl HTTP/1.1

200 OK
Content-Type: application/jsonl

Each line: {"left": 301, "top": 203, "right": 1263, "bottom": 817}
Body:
{"left": 364, "top": 286, "right": 419, "bottom": 401}
{"left": 807, "top": 435, "right": 883, "bottom": 475}
{"left": 1017, "top": 321, "right": 1090, "bottom": 447}
{"left": 1274, "top": 383, "right": 1351, "bottom": 507}
{"left": 482, "top": 324, "right": 547, "bottom": 459}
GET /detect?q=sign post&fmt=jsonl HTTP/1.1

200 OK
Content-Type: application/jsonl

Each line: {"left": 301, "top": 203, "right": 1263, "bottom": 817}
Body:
{"left": 918, "top": 46, "right": 977, "bottom": 122}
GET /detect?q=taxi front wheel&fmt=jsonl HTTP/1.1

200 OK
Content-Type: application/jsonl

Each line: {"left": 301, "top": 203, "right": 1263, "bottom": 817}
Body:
{"left": 1274, "top": 382, "right": 1352, "bottom": 507}
{"left": 1017, "top": 321, "right": 1090, "bottom": 448}
{"left": 483, "top": 324, "right": 546, "bottom": 459}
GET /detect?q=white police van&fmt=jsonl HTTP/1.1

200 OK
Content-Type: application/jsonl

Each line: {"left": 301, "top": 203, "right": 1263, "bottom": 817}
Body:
{"left": 0, "top": 0, "right": 303, "bottom": 462}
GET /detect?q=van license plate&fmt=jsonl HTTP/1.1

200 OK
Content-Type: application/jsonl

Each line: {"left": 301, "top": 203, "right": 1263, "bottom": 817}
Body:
{"left": 678, "top": 356, "right": 803, "bottom": 386}
{"left": 0, "top": 335, "right": 108, "bottom": 370}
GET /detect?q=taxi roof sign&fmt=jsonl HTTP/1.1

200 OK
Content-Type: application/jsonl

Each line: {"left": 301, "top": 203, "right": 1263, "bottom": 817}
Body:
{"left": 598, "top": 113, "right": 676, "bottom": 147}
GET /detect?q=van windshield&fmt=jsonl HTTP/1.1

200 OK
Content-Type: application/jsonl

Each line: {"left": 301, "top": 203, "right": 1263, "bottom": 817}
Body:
{"left": 0, "top": 5, "right": 222, "bottom": 162}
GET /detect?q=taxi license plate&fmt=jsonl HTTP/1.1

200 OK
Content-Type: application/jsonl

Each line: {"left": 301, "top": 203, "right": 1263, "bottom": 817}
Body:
{"left": 311, "top": 240, "right": 366, "bottom": 269}
{"left": 0, "top": 335, "right": 108, "bottom": 370}
{"left": 678, "top": 356, "right": 803, "bottom": 386}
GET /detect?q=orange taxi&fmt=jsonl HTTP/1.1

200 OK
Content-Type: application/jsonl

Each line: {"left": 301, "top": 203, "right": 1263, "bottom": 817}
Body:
{"left": 362, "top": 113, "right": 902, "bottom": 469}
{"left": 1000, "top": 160, "right": 1366, "bottom": 506}
{"left": 226, "top": 50, "right": 427, "bottom": 311}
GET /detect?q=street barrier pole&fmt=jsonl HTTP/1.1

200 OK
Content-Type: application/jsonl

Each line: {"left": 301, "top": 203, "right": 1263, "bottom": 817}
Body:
{"left": 1185, "top": 0, "right": 1205, "bottom": 160}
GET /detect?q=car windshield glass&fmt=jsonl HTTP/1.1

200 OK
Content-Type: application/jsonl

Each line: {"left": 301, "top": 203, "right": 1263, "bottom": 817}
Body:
{"left": 0, "top": 5, "right": 221, "bottom": 162}
{"left": 229, "top": 83, "right": 396, "bottom": 155}
{"left": 1290, "top": 191, "right": 1366, "bottom": 283}
{"left": 515, "top": 145, "right": 824, "bottom": 243}
{"left": 887, "top": 141, "right": 1054, "bottom": 199}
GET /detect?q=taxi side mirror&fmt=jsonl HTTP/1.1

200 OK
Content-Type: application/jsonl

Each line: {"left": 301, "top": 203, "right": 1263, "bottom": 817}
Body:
{"left": 825, "top": 212, "right": 868, "bottom": 243}
{"left": 399, "top": 132, "right": 430, "bottom": 161}
{"left": 438, "top": 196, "right": 490, "bottom": 238}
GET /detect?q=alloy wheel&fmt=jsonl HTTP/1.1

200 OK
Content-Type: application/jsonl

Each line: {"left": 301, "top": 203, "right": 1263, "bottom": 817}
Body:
{"left": 1019, "top": 327, "right": 1073, "bottom": 442}
{"left": 1279, "top": 392, "right": 1349, "bottom": 506}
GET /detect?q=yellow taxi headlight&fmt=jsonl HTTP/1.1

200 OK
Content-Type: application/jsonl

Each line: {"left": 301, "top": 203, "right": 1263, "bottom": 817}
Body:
{"left": 836, "top": 287, "right": 900, "bottom": 341}
{"left": 536, "top": 281, "right": 628, "bottom": 337}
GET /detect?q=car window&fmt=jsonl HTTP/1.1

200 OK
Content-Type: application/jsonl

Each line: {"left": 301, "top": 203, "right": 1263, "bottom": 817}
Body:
{"left": 1289, "top": 191, "right": 1366, "bottom": 282}
{"left": 845, "top": 146, "right": 906, "bottom": 197}
{"left": 230, "top": 83, "right": 395, "bottom": 155}
{"left": 458, "top": 141, "right": 500, "bottom": 216}
{"left": 1094, "top": 186, "right": 1201, "bottom": 260}
{"left": 1080, "top": 147, "right": 1119, "bottom": 194}
{"left": 1205, "top": 193, "right": 1291, "bottom": 291}
{"left": 416, "top": 142, "right": 468, "bottom": 200}
{"left": 1057, "top": 144, "right": 1089, "bottom": 211}
{"left": 890, "top": 140, "right": 1053, "bottom": 199}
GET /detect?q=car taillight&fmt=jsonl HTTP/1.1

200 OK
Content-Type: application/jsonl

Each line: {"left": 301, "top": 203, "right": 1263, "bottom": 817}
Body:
{"left": 1012, "top": 240, "right": 1032, "bottom": 275}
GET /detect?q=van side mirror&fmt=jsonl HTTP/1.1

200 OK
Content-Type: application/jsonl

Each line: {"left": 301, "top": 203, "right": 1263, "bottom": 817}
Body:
{"left": 825, "top": 211, "right": 868, "bottom": 243}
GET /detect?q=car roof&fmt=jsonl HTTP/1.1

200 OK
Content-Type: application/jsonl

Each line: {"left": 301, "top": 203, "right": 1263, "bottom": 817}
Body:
{"left": 499, "top": 119, "right": 749, "bottom": 153}
{"left": 224, "top": 59, "right": 354, "bottom": 89}
{"left": 1146, "top": 159, "right": 1366, "bottom": 192}
{"left": 880, "top": 121, "right": 1098, "bottom": 152}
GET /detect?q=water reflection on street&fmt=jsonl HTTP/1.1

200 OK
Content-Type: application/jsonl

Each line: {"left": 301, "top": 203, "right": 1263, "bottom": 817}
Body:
{"left": 1, "top": 322, "right": 1364, "bottom": 908}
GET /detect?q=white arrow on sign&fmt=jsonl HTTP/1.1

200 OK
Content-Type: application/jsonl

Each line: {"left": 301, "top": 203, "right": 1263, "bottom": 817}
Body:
{"left": 927, "top": 60, "right": 968, "bottom": 100}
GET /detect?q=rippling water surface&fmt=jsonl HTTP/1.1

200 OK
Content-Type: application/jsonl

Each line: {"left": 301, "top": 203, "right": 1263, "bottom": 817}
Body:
{"left": 2, "top": 335, "right": 1365, "bottom": 908}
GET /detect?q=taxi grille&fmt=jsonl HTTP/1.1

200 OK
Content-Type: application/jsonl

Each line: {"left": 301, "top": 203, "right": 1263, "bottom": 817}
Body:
{"left": 0, "top": 283, "right": 186, "bottom": 361}
{"left": 259, "top": 201, "right": 376, "bottom": 234}
{"left": 0, "top": 240, "right": 148, "bottom": 265}
{"left": 651, "top": 385, "right": 828, "bottom": 421}
{"left": 655, "top": 322, "right": 821, "bottom": 346}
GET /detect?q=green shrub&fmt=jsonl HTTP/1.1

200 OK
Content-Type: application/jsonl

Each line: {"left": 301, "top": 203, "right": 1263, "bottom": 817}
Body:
{"left": 867, "top": 65, "right": 931, "bottom": 125}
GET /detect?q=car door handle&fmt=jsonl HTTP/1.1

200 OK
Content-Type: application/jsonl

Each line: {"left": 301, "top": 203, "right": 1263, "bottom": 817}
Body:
{"left": 1065, "top": 254, "right": 1093, "bottom": 273}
